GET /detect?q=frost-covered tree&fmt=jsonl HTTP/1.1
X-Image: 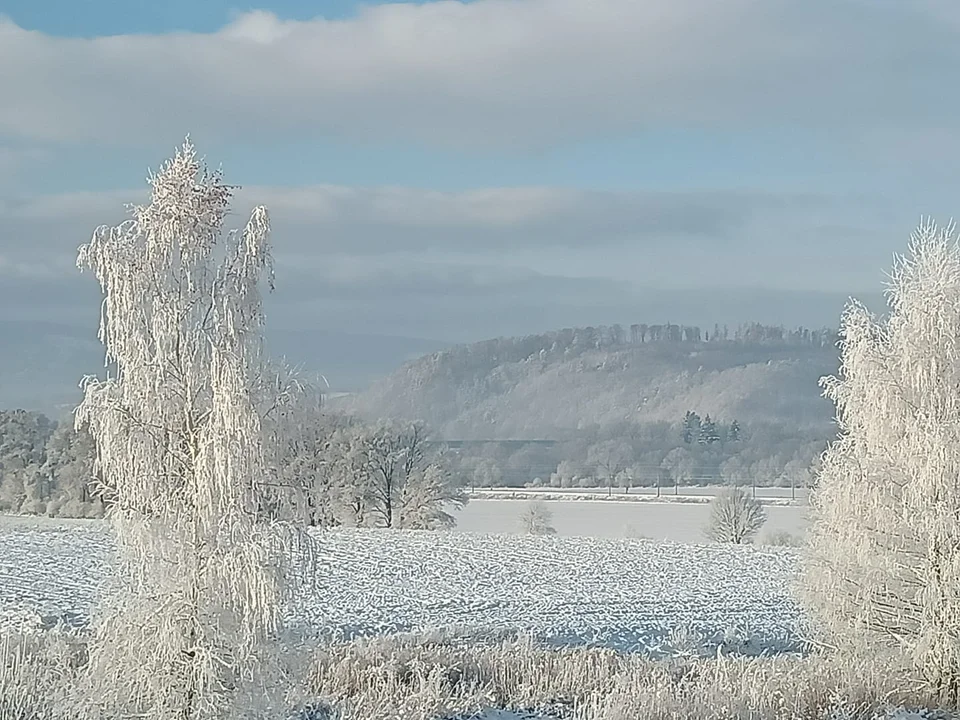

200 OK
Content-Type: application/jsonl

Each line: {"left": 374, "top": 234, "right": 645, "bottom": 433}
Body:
{"left": 321, "top": 424, "right": 376, "bottom": 527}
{"left": 471, "top": 457, "right": 503, "bottom": 489}
{"left": 587, "top": 439, "right": 633, "bottom": 495}
{"left": 272, "top": 389, "right": 343, "bottom": 528}
{"left": 704, "top": 486, "right": 765, "bottom": 544}
{"left": 42, "top": 421, "right": 104, "bottom": 518}
{"left": 681, "top": 411, "right": 701, "bottom": 444}
{"left": 362, "top": 421, "right": 428, "bottom": 528}
{"left": 306, "top": 418, "right": 465, "bottom": 529}
{"left": 71, "top": 139, "right": 312, "bottom": 719}
{"left": 0, "top": 409, "right": 55, "bottom": 512}
{"left": 355, "top": 421, "right": 465, "bottom": 529}
{"left": 519, "top": 498, "right": 556, "bottom": 535}
{"left": 802, "top": 219, "right": 960, "bottom": 702}
{"left": 397, "top": 461, "right": 466, "bottom": 530}
{"left": 661, "top": 446, "right": 697, "bottom": 493}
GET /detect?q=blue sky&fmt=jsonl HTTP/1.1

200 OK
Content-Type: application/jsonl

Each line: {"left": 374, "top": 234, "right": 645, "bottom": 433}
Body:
{"left": 1, "top": 0, "right": 399, "bottom": 36}
{"left": 1, "top": 0, "right": 958, "bottom": 347}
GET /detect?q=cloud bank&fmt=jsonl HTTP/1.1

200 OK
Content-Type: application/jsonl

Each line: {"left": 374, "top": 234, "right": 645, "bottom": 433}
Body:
{"left": 0, "top": 0, "right": 957, "bottom": 148}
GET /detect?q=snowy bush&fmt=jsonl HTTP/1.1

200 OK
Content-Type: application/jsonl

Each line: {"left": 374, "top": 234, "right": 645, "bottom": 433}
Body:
{"left": 704, "top": 486, "right": 766, "bottom": 544}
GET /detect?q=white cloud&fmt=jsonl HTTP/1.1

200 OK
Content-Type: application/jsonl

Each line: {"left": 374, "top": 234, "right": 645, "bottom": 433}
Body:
{"left": 0, "top": 1, "right": 956, "bottom": 148}
{"left": 0, "top": 182, "right": 876, "bottom": 266}
{"left": 0, "top": 178, "right": 910, "bottom": 341}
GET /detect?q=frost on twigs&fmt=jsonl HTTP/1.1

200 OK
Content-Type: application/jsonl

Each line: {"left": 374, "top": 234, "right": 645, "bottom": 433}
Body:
{"left": 704, "top": 486, "right": 766, "bottom": 544}
{"left": 71, "top": 139, "right": 314, "bottom": 719}
{"left": 802, "top": 218, "right": 960, "bottom": 704}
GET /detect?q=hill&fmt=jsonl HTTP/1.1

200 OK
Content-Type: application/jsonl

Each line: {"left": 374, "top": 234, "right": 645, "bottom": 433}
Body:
{"left": 340, "top": 322, "right": 840, "bottom": 440}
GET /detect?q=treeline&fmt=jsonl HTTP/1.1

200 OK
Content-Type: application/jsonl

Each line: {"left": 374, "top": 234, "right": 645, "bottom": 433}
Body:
{"left": 448, "top": 413, "right": 825, "bottom": 491}
{"left": 0, "top": 409, "right": 103, "bottom": 517}
{"left": 0, "top": 408, "right": 468, "bottom": 525}
{"left": 1, "top": 404, "right": 823, "bottom": 519}
{"left": 420, "top": 321, "right": 837, "bottom": 376}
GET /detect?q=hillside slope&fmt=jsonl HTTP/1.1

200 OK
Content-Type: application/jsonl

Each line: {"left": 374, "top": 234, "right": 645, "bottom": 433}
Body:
{"left": 341, "top": 323, "right": 840, "bottom": 438}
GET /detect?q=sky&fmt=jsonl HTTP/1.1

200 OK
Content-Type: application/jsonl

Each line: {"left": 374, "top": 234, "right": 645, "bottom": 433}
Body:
{"left": 1, "top": 0, "right": 959, "bottom": 346}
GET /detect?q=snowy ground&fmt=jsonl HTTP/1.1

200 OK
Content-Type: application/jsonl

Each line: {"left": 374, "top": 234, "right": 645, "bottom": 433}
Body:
{"left": 454, "top": 498, "right": 808, "bottom": 542}
{"left": 0, "top": 521, "right": 803, "bottom": 656}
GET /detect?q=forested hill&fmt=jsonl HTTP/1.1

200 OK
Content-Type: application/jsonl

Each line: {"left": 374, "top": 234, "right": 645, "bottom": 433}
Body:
{"left": 339, "top": 322, "right": 841, "bottom": 439}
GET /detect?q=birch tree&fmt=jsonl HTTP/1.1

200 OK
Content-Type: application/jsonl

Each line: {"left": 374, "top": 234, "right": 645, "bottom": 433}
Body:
{"left": 802, "top": 218, "right": 960, "bottom": 702}
{"left": 71, "top": 139, "right": 313, "bottom": 720}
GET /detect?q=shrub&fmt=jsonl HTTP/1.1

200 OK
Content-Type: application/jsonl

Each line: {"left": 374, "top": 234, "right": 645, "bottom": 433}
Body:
{"left": 704, "top": 487, "right": 766, "bottom": 544}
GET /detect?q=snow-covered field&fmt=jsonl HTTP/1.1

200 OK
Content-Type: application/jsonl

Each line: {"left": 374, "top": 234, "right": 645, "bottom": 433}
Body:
{"left": 454, "top": 498, "right": 808, "bottom": 542}
{"left": 0, "top": 520, "right": 803, "bottom": 657}
{"left": 479, "top": 485, "right": 811, "bottom": 501}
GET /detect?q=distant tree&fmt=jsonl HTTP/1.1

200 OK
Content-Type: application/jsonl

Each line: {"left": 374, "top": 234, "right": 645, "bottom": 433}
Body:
{"left": 802, "top": 219, "right": 960, "bottom": 702}
{"left": 682, "top": 411, "right": 701, "bottom": 444}
{"left": 553, "top": 459, "right": 582, "bottom": 488}
{"left": 0, "top": 467, "right": 25, "bottom": 512}
{"left": 587, "top": 439, "right": 633, "bottom": 495}
{"left": 519, "top": 498, "right": 556, "bottom": 535}
{"left": 43, "top": 421, "right": 106, "bottom": 517}
{"left": 728, "top": 419, "right": 741, "bottom": 442}
{"left": 705, "top": 487, "right": 766, "bottom": 544}
{"left": 661, "top": 447, "right": 697, "bottom": 491}
{"left": 275, "top": 396, "right": 344, "bottom": 528}
{"left": 0, "top": 410, "right": 56, "bottom": 511}
{"left": 682, "top": 325, "right": 701, "bottom": 342}
{"left": 471, "top": 458, "right": 503, "bottom": 489}
{"left": 320, "top": 424, "right": 375, "bottom": 527}
{"left": 720, "top": 455, "right": 749, "bottom": 487}
{"left": 610, "top": 324, "right": 625, "bottom": 345}
{"left": 698, "top": 415, "right": 720, "bottom": 445}
{"left": 361, "top": 421, "right": 427, "bottom": 528}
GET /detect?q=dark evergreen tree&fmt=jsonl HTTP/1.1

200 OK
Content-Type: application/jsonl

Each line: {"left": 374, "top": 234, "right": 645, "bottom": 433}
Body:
{"left": 682, "top": 411, "right": 701, "bottom": 444}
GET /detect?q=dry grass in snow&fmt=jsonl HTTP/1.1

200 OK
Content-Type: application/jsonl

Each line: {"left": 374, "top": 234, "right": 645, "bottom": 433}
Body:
{"left": 0, "top": 629, "right": 953, "bottom": 720}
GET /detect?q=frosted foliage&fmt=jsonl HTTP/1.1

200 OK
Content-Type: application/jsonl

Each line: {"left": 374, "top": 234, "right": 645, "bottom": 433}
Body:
{"left": 803, "top": 219, "right": 960, "bottom": 701}
{"left": 72, "top": 140, "right": 312, "bottom": 719}
{"left": 705, "top": 487, "right": 766, "bottom": 544}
